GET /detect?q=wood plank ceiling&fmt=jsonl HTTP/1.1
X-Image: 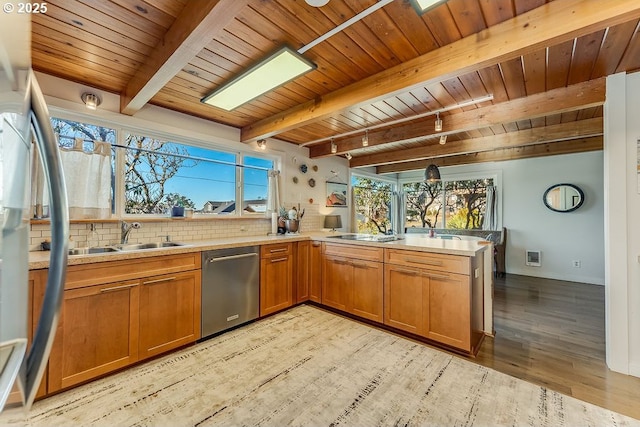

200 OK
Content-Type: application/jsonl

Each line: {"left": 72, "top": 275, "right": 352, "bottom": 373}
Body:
{"left": 31, "top": 0, "right": 640, "bottom": 174}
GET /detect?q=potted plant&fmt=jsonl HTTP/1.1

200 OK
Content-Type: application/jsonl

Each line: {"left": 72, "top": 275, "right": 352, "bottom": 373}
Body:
{"left": 171, "top": 202, "right": 185, "bottom": 217}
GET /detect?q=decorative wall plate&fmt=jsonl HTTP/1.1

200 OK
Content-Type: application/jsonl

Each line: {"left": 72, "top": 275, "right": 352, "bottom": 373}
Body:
{"left": 292, "top": 176, "right": 298, "bottom": 184}
{"left": 300, "top": 164, "right": 308, "bottom": 173}
{"left": 312, "top": 165, "right": 318, "bottom": 172}
{"left": 308, "top": 178, "right": 316, "bottom": 187}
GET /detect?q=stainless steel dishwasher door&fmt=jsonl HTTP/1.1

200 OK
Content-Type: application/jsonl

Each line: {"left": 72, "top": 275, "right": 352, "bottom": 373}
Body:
{"left": 201, "top": 246, "right": 259, "bottom": 339}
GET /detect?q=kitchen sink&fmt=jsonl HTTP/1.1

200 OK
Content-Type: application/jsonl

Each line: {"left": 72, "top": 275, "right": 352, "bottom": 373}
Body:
{"left": 327, "top": 234, "right": 404, "bottom": 243}
{"left": 115, "top": 241, "right": 187, "bottom": 251}
{"left": 68, "top": 246, "right": 120, "bottom": 255}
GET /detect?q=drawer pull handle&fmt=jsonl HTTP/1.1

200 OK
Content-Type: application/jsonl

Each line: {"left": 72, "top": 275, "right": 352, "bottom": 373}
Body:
{"left": 424, "top": 273, "right": 449, "bottom": 280}
{"left": 312, "top": 242, "right": 322, "bottom": 247}
{"left": 143, "top": 276, "right": 177, "bottom": 285}
{"left": 100, "top": 283, "right": 137, "bottom": 293}
{"left": 271, "top": 257, "right": 288, "bottom": 263}
{"left": 393, "top": 268, "right": 420, "bottom": 276}
{"left": 403, "top": 258, "right": 443, "bottom": 266}
{"left": 351, "top": 262, "right": 370, "bottom": 269}
{"left": 269, "top": 247, "right": 288, "bottom": 253}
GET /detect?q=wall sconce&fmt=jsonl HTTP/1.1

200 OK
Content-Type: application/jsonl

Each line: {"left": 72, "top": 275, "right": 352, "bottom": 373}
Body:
{"left": 345, "top": 153, "right": 352, "bottom": 160}
{"left": 424, "top": 164, "right": 441, "bottom": 183}
{"left": 439, "top": 135, "right": 447, "bottom": 145}
{"left": 330, "top": 139, "right": 337, "bottom": 154}
{"left": 257, "top": 139, "right": 267, "bottom": 150}
{"left": 81, "top": 92, "right": 101, "bottom": 110}
{"left": 434, "top": 112, "right": 442, "bottom": 132}
{"left": 362, "top": 130, "right": 369, "bottom": 147}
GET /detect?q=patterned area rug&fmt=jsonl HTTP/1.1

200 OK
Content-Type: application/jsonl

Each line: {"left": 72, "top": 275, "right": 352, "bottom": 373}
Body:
{"left": 2, "top": 305, "right": 639, "bottom": 426}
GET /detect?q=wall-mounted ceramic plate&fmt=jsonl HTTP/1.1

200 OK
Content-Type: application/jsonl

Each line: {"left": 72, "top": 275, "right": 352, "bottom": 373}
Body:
{"left": 308, "top": 178, "right": 316, "bottom": 187}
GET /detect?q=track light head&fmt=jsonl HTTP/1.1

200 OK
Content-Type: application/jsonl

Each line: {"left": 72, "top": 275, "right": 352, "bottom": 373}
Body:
{"left": 439, "top": 135, "right": 447, "bottom": 145}
{"left": 257, "top": 139, "right": 267, "bottom": 150}
{"left": 81, "top": 92, "right": 101, "bottom": 110}
{"left": 434, "top": 112, "right": 442, "bottom": 132}
{"left": 362, "top": 130, "right": 369, "bottom": 147}
{"left": 330, "top": 139, "right": 337, "bottom": 154}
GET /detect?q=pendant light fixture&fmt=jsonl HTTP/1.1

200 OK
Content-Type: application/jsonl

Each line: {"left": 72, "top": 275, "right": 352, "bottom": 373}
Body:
{"left": 424, "top": 164, "right": 441, "bottom": 183}
{"left": 434, "top": 112, "right": 442, "bottom": 132}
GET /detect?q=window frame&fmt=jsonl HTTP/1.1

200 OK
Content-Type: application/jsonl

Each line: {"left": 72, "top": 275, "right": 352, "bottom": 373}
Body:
{"left": 350, "top": 170, "right": 399, "bottom": 234}
{"left": 398, "top": 169, "right": 502, "bottom": 230}
{"left": 48, "top": 108, "right": 281, "bottom": 220}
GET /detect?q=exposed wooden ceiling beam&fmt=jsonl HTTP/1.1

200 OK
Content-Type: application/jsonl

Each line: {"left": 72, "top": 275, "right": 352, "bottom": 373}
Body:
{"left": 310, "top": 78, "right": 604, "bottom": 158}
{"left": 240, "top": 0, "right": 640, "bottom": 142}
{"left": 350, "top": 117, "right": 603, "bottom": 168}
{"left": 375, "top": 136, "right": 604, "bottom": 174}
{"left": 120, "top": 0, "right": 249, "bottom": 115}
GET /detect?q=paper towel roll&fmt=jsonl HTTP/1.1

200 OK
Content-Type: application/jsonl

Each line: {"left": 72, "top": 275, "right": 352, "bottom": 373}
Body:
{"left": 271, "top": 212, "right": 278, "bottom": 235}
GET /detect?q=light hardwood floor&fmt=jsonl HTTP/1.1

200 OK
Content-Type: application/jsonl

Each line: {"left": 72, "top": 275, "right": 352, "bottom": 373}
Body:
{"left": 472, "top": 274, "right": 640, "bottom": 420}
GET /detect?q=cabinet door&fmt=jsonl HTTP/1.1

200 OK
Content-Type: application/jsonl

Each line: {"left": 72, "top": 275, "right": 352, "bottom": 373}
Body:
{"left": 309, "top": 241, "right": 323, "bottom": 303}
{"left": 260, "top": 254, "right": 293, "bottom": 316}
{"left": 295, "top": 241, "right": 310, "bottom": 303}
{"left": 48, "top": 280, "right": 140, "bottom": 392}
{"left": 321, "top": 255, "right": 351, "bottom": 312}
{"left": 424, "top": 271, "right": 471, "bottom": 351}
{"left": 139, "top": 271, "right": 201, "bottom": 360}
{"left": 384, "top": 265, "right": 425, "bottom": 335}
{"left": 350, "top": 260, "right": 383, "bottom": 322}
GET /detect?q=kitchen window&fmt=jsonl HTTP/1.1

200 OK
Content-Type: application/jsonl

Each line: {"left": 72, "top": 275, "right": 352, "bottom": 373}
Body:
{"left": 351, "top": 174, "right": 396, "bottom": 234}
{"left": 45, "top": 118, "right": 275, "bottom": 219}
{"left": 403, "top": 177, "right": 495, "bottom": 230}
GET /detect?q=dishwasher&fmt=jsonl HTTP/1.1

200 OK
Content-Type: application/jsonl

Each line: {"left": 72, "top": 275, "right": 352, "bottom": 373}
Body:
{"left": 201, "top": 246, "right": 259, "bottom": 339}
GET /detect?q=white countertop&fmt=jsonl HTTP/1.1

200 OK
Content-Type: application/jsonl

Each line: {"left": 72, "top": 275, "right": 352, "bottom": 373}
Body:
{"left": 28, "top": 232, "right": 490, "bottom": 269}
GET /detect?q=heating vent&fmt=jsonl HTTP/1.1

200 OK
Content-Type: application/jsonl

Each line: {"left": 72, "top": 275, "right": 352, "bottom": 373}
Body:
{"left": 526, "top": 250, "right": 541, "bottom": 267}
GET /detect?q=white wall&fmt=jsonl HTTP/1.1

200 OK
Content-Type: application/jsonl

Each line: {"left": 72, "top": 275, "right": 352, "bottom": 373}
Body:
{"left": 604, "top": 71, "right": 640, "bottom": 377}
{"left": 34, "top": 72, "right": 350, "bottom": 232}
{"left": 398, "top": 153, "right": 605, "bottom": 285}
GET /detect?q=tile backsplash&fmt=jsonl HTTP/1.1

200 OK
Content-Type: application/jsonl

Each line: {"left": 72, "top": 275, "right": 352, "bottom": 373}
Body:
{"left": 29, "top": 201, "right": 324, "bottom": 251}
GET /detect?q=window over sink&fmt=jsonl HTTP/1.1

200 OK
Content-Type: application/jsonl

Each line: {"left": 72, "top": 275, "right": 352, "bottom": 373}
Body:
{"left": 34, "top": 117, "right": 276, "bottom": 219}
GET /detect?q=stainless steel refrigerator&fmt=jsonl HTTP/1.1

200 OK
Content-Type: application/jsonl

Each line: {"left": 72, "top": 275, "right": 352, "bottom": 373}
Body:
{"left": 0, "top": 13, "right": 69, "bottom": 412}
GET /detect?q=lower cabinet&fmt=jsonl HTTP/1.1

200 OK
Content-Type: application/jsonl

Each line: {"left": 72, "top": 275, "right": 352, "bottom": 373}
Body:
{"left": 322, "top": 244, "right": 383, "bottom": 323}
{"left": 45, "top": 253, "right": 201, "bottom": 394}
{"left": 384, "top": 249, "right": 482, "bottom": 353}
{"left": 260, "top": 243, "right": 293, "bottom": 316}
{"left": 138, "top": 271, "right": 201, "bottom": 360}
{"left": 309, "top": 241, "right": 323, "bottom": 303}
{"left": 48, "top": 280, "right": 140, "bottom": 392}
{"left": 294, "top": 241, "right": 310, "bottom": 303}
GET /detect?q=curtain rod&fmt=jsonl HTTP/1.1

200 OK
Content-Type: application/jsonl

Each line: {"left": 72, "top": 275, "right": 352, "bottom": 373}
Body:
{"left": 55, "top": 134, "right": 272, "bottom": 172}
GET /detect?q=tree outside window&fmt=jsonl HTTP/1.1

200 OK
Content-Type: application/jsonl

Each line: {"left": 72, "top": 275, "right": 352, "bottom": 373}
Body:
{"left": 352, "top": 176, "right": 394, "bottom": 234}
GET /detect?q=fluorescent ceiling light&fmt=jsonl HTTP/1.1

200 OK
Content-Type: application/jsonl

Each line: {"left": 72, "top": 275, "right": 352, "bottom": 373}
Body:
{"left": 201, "top": 47, "right": 316, "bottom": 111}
{"left": 410, "top": 0, "right": 445, "bottom": 14}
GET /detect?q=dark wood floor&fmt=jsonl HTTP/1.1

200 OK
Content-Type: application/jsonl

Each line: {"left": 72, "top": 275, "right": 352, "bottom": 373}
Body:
{"left": 472, "top": 274, "right": 640, "bottom": 420}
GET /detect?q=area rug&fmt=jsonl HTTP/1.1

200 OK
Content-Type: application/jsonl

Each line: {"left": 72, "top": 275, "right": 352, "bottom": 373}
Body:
{"left": 2, "top": 305, "right": 638, "bottom": 426}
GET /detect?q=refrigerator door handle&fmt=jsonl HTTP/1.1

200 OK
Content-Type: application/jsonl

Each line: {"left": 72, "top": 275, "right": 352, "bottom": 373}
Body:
{"left": 24, "top": 72, "right": 69, "bottom": 408}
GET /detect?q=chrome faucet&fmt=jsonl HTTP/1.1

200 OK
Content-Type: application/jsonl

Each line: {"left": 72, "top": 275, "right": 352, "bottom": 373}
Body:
{"left": 120, "top": 221, "right": 141, "bottom": 244}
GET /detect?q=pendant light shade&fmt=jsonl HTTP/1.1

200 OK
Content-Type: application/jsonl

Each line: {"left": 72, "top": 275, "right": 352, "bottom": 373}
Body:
{"left": 424, "top": 164, "right": 441, "bottom": 183}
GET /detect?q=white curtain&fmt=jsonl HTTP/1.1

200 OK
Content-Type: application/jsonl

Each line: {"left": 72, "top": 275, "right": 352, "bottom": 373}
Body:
{"left": 59, "top": 138, "right": 111, "bottom": 219}
{"left": 350, "top": 187, "right": 357, "bottom": 232}
{"left": 265, "top": 169, "right": 281, "bottom": 216}
{"left": 396, "top": 191, "right": 405, "bottom": 234}
{"left": 483, "top": 185, "right": 497, "bottom": 231}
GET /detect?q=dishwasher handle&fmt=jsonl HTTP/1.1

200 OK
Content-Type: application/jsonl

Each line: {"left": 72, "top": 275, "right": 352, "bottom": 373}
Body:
{"left": 206, "top": 252, "right": 258, "bottom": 263}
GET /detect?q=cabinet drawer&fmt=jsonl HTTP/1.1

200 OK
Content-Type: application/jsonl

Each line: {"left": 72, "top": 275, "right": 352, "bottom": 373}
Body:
{"left": 261, "top": 243, "right": 292, "bottom": 257}
{"left": 324, "top": 243, "right": 383, "bottom": 262}
{"left": 65, "top": 253, "right": 201, "bottom": 290}
{"left": 384, "top": 249, "right": 470, "bottom": 275}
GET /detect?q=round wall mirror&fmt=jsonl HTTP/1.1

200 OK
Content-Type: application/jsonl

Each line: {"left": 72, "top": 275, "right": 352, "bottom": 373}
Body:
{"left": 543, "top": 183, "right": 584, "bottom": 213}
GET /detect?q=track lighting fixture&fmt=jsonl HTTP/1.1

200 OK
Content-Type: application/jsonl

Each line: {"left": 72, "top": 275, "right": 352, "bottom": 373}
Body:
{"left": 439, "top": 135, "right": 447, "bottom": 145}
{"left": 257, "top": 139, "right": 267, "bottom": 150}
{"left": 330, "top": 139, "right": 337, "bottom": 154}
{"left": 362, "top": 130, "right": 369, "bottom": 147}
{"left": 345, "top": 153, "right": 352, "bottom": 160}
{"left": 434, "top": 112, "right": 442, "bottom": 132}
{"left": 81, "top": 92, "right": 101, "bottom": 110}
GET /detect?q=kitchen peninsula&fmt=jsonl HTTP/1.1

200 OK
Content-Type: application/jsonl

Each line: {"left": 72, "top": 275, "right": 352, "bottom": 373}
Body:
{"left": 27, "top": 232, "right": 492, "bottom": 398}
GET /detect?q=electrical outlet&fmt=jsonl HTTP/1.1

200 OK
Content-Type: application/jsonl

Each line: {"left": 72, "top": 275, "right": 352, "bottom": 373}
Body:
{"left": 573, "top": 260, "right": 581, "bottom": 268}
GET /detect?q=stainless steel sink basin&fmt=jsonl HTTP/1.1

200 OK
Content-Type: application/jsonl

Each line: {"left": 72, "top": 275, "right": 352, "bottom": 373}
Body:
{"left": 116, "top": 241, "right": 186, "bottom": 251}
{"left": 68, "top": 246, "right": 119, "bottom": 255}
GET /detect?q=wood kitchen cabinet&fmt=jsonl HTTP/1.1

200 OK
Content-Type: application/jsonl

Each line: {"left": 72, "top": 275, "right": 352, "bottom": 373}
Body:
{"left": 138, "top": 270, "right": 201, "bottom": 360}
{"left": 47, "top": 279, "right": 140, "bottom": 392}
{"left": 309, "top": 241, "right": 323, "bottom": 303}
{"left": 322, "top": 243, "right": 383, "bottom": 322}
{"left": 260, "top": 243, "right": 293, "bottom": 316}
{"left": 294, "top": 241, "right": 310, "bottom": 303}
{"left": 384, "top": 249, "right": 484, "bottom": 353}
{"left": 47, "top": 253, "right": 201, "bottom": 393}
